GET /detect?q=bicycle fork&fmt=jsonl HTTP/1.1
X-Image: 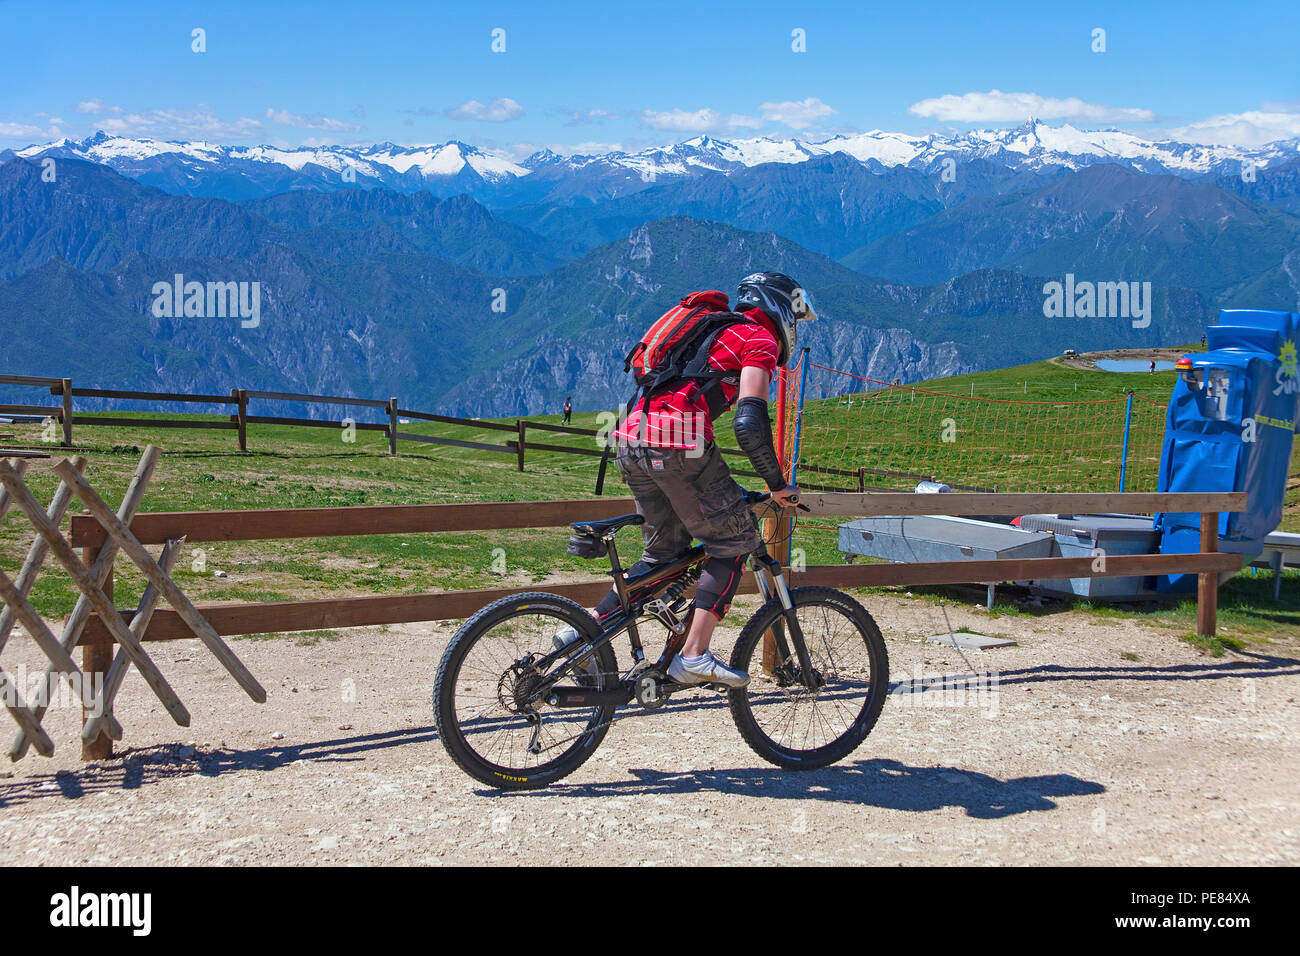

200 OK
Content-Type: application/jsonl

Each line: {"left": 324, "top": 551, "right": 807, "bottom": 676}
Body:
{"left": 750, "top": 552, "right": 819, "bottom": 690}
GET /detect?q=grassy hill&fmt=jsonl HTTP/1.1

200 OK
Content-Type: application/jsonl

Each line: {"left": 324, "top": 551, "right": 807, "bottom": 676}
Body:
{"left": 2, "top": 353, "right": 1295, "bottom": 648}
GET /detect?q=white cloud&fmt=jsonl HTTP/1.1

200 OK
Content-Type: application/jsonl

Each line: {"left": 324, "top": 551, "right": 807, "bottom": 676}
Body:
{"left": 265, "top": 108, "right": 360, "bottom": 132}
{"left": 1167, "top": 110, "right": 1300, "bottom": 147}
{"left": 639, "top": 108, "right": 761, "bottom": 133}
{"left": 0, "top": 120, "right": 63, "bottom": 141}
{"left": 446, "top": 98, "right": 524, "bottom": 122}
{"left": 565, "top": 108, "right": 619, "bottom": 126}
{"left": 76, "top": 99, "right": 123, "bottom": 116}
{"left": 909, "top": 89, "right": 1155, "bottom": 124}
{"left": 760, "top": 97, "right": 835, "bottom": 130}
{"left": 89, "top": 106, "right": 263, "bottom": 140}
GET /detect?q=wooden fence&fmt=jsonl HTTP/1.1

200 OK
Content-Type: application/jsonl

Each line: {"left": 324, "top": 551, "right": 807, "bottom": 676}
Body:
{"left": 43, "top": 488, "right": 1241, "bottom": 757}
{"left": 0, "top": 373, "right": 780, "bottom": 492}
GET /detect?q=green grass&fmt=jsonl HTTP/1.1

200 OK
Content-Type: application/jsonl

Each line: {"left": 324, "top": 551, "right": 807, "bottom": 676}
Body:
{"left": 1179, "top": 631, "right": 1247, "bottom": 657}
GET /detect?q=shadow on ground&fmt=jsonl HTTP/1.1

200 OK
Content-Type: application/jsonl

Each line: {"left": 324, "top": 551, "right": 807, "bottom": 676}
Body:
{"left": 494, "top": 758, "right": 1105, "bottom": 819}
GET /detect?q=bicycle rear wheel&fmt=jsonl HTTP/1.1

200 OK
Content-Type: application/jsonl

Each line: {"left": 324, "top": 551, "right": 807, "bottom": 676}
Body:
{"left": 729, "top": 587, "right": 888, "bottom": 770}
{"left": 433, "top": 592, "right": 619, "bottom": 790}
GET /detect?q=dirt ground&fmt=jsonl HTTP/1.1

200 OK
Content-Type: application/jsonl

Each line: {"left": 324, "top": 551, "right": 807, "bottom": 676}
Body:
{"left": 1, "top": 590, "right": 1297, "bottom": 867}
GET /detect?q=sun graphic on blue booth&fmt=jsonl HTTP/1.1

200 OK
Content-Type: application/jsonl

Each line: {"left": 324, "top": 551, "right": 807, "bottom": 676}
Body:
{"left": 1281, "top": 339, "right": 1299, "bottom": 379}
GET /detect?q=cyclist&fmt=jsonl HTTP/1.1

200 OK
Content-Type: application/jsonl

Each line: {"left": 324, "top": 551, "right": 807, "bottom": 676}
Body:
{"left": 558, "top": 272, "right": 813, "bottom": 688}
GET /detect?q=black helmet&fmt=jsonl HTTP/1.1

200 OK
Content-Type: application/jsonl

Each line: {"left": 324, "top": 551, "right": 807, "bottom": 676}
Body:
{"left": 735, "top": 271, "right": 817, "bottom": 366}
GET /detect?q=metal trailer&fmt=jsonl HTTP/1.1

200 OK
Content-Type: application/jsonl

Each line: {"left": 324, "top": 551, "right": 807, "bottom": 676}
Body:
{"left": 837, "top": 515, "right": 1055, "bottom": 608}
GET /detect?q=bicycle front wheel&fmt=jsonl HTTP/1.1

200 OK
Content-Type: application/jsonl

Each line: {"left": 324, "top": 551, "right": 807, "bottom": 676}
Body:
{"left": 729, "top": 587, "right": 889, "bottom": 770}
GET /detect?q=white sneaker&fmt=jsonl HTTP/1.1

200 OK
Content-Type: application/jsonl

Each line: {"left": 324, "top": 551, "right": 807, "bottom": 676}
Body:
{"left": 668, "top": 651, "right": 750, "bottom": 689}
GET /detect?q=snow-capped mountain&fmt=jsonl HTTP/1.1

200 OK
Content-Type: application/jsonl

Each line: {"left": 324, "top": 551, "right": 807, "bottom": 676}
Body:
{"left": 5, "top": 121, "right": 1297, "bottom": 203}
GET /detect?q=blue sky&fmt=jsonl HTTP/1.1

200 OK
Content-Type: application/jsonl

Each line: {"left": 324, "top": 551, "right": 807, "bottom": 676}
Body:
{"left": 2, "top": 0, "right": 1298, "bottom": 153}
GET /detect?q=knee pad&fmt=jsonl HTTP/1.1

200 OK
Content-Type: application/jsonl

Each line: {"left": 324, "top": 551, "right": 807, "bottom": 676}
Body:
{"left": 692, "top": 554, "right": 746, "bottom": 620}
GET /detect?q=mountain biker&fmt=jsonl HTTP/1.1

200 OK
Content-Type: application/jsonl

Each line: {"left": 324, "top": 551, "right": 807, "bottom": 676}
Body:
{"left": 557, "top": 272, "right": 814, "bottom": 688}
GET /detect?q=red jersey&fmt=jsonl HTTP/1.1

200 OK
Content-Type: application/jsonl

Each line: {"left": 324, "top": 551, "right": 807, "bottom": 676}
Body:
{"left": 614, "top": 308, "right": 780, "bottom": 449}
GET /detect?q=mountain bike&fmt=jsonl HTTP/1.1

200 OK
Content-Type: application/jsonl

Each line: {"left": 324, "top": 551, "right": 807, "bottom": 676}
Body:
{"left": 433, "top": 491, "right": 889, "bottom": 789}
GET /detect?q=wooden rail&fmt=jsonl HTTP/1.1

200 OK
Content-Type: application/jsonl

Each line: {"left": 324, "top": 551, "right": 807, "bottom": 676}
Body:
{"left": 69, "top": 491, "right": 1246, "bottom": 648}
{"left": 3, "top": 372, "right": 712, "bottom": 487}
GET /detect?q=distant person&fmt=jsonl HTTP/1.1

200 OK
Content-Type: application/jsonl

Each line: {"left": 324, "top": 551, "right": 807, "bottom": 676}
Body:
{"left": 1201, "top": 334, "right": 1207, "bottom": 349}
{"left": 1149, "top": 360, "right": 1156, "bottom": 374}
{"left": 562, "top": 396, "right": 572, "bottom": 425}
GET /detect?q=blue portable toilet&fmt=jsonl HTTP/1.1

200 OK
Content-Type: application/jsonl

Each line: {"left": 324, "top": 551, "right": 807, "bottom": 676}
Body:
{"left": 1154, "top": 309, "right": 1300, "bottom": 591}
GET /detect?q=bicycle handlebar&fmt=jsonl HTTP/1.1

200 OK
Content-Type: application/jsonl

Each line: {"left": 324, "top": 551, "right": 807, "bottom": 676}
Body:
{"left": 742, "top": 489, "right": 810, "bottom": 512}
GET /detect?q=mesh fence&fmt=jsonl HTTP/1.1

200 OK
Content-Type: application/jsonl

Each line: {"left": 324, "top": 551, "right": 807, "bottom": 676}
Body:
{"left": 788, "top": 363, "right": 1167, "bottom": 495}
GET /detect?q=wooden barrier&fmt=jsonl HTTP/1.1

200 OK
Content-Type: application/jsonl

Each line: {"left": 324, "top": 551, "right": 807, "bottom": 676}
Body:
{"left": 0, "top": 467, "right": 1249, "bottom": 762}
{"left": 2, "top": 372, "right": 768, "bottom": 484}
{"left": 72, "top": 491, "right": 1246, "bottom": 649}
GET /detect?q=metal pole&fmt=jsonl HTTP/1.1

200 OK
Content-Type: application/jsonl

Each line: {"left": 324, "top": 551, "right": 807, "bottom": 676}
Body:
{"left": 1118, "top": 389, "right": 1134, "bottom": 492}
{"left": 788, "top": 348, "right": 811, "bottom": 544}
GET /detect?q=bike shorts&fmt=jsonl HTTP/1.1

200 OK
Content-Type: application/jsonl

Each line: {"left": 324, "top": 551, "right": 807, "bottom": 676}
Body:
{"left": 615, "top": 441, "right": 761, "bottom": 562}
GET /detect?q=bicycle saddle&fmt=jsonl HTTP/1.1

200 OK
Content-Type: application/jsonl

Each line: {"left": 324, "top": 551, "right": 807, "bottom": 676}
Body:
{"left": 569, "top": 513, "right": 645, "bottom": 538}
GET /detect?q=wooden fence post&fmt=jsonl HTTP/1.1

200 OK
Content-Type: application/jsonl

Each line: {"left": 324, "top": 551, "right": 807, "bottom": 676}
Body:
{"left": 388, "top": 398, "right": 398, "bottom": 455}
{"left": 81, "top": 544, "right": 112, "bottom": 761}
{"left": 516, "top": 420, "right": 526, "bottom": 471}
{"left": 1198, "top": 511, "right": 1219, "bottom": 639}
{"left": 232, "top": 388, "right": 248, "bottom": 452}
{"left": 59, "top": 379, "right": 73, "bottom": 447}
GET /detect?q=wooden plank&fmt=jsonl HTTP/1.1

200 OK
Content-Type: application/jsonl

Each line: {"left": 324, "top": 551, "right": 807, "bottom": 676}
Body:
{"left": 72, "top": 416, "right": 239, "bottom": 430}
{"left": 234, "top": 389, "right": 248, "bottom": 451}
{"left": 0, "top": 404, "right": 63, "bottom": 416}
{"left": 71, "top": 388, "right": 237, "bottom": 404}
{"left": 0, "top": 455, "right": 86, "bottom": 657}
{"left": 516, "top": 421, "right": 526, "bottom": 471}
{"left": 522, "top": 420, "right": 601, "bottom": 437}
{"left": 786, "top": 552, "right": 1241, "bottom": 589}
{"left": 81, "top": 545, "right": 113, "bottom": 760}
{"left": 69, "top": 491, "right": 1247, "bottom": 550}
{"left": 795, "top": 491, "right": 1248, "bottom": 517}
{"left": 1198, "top": 512, "right": 1219, "bottom": 638}
{"left": 395, "top": 408, "right": 519, "bottom": 431}
{"left": 508, "top": 439, "right": 607, "bottom": 458}
{"left": 54, "top": 459, "right": 267, "bottom": 704}
{"left": 82, "top": 538, "right": 184, "bottom": 744}
{"left": 0, "top": 663, "right": 55, "bottom": 756}
{"left": 71, "top": 497, "right": 639, "bottom": 548}
{"left": 387, "top": 398, "right": 398, "bottom": 456}
{"left": 240, "top": 415, "right": 386, "bottom": 430}
{"left": 0, "top": 458, "right": 191, "bottom": 727}
{"left": 0, "top": 458, "right": 31, "bottom": 524}
{"left": 244, "top": 389, "right": 390, "bottom": 408}
{"left": 77, "top": 551, "right": 1241, "bottom": 642}
{"left": 0, "top": 374, "right": 62, "bottom": 387}
{"left": 60, "top": 379, "right": 72, "bottom": 446}
{"left": 394, "top": 432, "right": 516, "bottom": 454}
{"left": 9, "top": 447, "right": 160, "bottom": 759}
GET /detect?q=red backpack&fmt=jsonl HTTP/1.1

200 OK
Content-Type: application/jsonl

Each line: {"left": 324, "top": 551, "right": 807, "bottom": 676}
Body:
{"left": 622, "top": 290, "right": 751, "bottom": 428}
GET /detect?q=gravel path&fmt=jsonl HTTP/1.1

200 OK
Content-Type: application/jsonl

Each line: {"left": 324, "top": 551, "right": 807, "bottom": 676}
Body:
{"left": 2, "top": 591, "right": 1297, "bottom": 866}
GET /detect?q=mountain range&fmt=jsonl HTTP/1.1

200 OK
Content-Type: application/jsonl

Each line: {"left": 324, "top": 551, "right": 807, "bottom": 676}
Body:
{"left": 2, "top": 119, "right": 1296, "bottom": 418}
{"left": 7, "top": 121, "right": 1297, "bottom": 205}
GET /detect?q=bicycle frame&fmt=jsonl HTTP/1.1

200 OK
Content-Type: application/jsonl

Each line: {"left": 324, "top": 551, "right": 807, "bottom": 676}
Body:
{"left": 532, "top": 502, "right": 819, "bottom": 707}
